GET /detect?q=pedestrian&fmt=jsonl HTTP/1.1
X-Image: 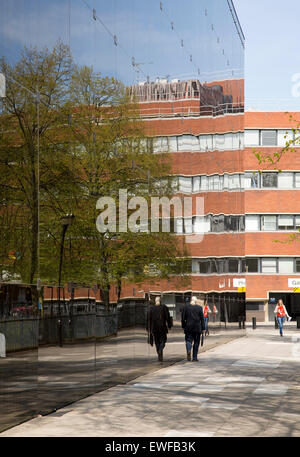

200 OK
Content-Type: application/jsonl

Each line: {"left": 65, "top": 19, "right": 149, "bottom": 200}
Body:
{"left": 203, "top": 300, "right": 212, "bottom": 336}
{"left": 274, "top": 299, "right": 291, "bottom": 337}
{"left": 147, "top": 296, "right": 172, "bottom": 362}
{"left": 181, "top": 296, "right": 205, "bottom": 362}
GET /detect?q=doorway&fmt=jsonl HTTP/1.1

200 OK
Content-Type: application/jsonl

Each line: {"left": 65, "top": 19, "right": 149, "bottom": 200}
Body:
{"left": 268, "top": 293, "right": 300, "bottom": 321}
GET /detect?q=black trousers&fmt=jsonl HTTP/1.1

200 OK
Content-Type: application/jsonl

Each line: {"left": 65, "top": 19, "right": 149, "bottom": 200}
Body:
{"left": 153, "top": 333, "right": 167, "bottom": 354}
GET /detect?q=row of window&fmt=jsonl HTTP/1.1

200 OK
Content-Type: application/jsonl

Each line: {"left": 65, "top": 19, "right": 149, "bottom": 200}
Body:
{"left": 152, "top": 132, "right": 244, "bottom": 153}
{"left": 149, "top": 130, "right": 300, "bottom": 154}
{"left": 245, "top": 129, "right": 299, "bottom": 147}
{"left": 173, "top": 214, "right": 300, "bottom": 234}
{"left": 192, "top": 257, "right": 300, "bottom": 274}
{"left": 176, "top": 171, "right": 300, "bottom": 193}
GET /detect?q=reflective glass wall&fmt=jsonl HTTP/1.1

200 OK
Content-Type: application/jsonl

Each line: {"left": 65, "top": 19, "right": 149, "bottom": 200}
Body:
{"left": 0, "top": 0, "right": 244, "bottom": 431}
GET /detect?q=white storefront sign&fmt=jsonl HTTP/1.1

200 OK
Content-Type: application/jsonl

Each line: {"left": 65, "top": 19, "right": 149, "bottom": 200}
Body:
{"left": 233, "top": 278, "right": 246, "bottom": 288}
{"left": 288, "top": 278, "right": 300, "bottom": 288}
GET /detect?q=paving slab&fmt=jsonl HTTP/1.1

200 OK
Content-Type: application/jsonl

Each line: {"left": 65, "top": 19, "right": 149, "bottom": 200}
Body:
{"left": 1, "top": 326, "right": 300, "bottom": 437}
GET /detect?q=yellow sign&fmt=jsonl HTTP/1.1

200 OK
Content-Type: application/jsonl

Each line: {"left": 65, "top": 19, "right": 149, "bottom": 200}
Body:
{"left": 238, "top": 287, "right": 246, "bottom": 293}
{"left": 294, "top": 287, "right": 300, "bottom": 293}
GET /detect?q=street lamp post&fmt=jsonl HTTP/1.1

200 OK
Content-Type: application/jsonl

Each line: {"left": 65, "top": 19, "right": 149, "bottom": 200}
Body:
{"left": 58, "top": 214, "right": 75, "bottom": 347}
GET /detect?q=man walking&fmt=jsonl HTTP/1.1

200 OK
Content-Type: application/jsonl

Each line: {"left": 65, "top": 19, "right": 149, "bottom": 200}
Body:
{"left": 147, "top": 296, "right": 173, "bottom": 362}
{"left": 181, "top": 296, "right": 205, "bottom": 362}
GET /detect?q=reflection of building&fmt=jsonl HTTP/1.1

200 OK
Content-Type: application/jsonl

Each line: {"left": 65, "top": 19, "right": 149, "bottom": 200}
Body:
{"left": 120, "top": 110, "right": 300, "bottom": 324}
{"left": 120, "top": 76, "right": 245, "bottom": 322}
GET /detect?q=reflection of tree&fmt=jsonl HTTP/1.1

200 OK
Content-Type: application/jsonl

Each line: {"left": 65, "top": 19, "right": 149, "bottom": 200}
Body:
{"left": 0, "top": 43, "right": 190, "bottom": 308}
{"left": 0, "top": 41, "right": 74, "bottom": 291}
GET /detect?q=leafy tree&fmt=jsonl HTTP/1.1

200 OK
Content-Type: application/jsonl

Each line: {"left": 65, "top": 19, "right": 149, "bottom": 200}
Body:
{"left": 0, "top": 50, "right": 190, "bottom": 308}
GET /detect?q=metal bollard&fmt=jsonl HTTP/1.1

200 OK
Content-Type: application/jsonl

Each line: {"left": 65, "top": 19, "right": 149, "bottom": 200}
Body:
{"left": 238, "top": 315, "right": 242, "bottom": 329}
{"left": 252, "top": 317, "right": 256, "bottom": 330}
{"left": 275, "top": 317, "right": 279, "bottom": 329}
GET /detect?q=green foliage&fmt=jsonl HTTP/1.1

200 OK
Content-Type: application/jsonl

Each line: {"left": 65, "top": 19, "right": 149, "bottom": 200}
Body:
{"left": 0, "top": 43, "right": 190, "bottom": 305}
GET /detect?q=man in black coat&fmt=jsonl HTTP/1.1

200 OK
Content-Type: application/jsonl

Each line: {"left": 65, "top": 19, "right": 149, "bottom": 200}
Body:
{"left": 147, "top": 296, "right": 172, "bottom": 362}
{"left": 181, "top": 296, "right": 205, "bottom": 362}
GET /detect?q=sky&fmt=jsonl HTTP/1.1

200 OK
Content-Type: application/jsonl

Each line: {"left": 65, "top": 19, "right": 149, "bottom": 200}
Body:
{"left": 1, "top": 0, "right": 299, "bottom": 112}
{"left": 234, "top": 0, "right": 300, "bottom": 111}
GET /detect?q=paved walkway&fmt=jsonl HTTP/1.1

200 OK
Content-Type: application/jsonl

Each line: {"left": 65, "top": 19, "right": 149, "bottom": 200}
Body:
{"left": 1, "top": 326, "right": 300, "bottom": 437}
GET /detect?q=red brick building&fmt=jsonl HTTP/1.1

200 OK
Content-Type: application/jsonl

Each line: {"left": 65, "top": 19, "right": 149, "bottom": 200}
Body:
{"left": 118, "top": 83, "right": 300, "bottom": 323}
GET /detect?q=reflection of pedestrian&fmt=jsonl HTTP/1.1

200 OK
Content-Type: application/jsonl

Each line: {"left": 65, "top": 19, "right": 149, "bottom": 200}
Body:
{"left": 274, "top": 299, "right": 291, "bottom": 337}
{"left": 203, "top": 301, "right": 212, "bottom": 336}
{"left": 181, "top": 296, "right": 205, "bottom": 362}
{"left": 212, "top": 304, "right": 218, "bottom": 323}
{"left": 147, "top": 297, "right": 172, "bottom": 362}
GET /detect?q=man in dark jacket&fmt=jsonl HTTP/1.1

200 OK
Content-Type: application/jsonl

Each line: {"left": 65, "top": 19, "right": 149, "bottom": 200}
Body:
{"left": 181, "top": 296, "right": 205, "bottom": 362}
{"left": 147, "top": 296, "right": 172, "bottom": 362}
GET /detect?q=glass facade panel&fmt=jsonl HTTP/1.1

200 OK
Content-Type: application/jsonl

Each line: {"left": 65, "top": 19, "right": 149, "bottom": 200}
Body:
{"left": 0, "top": 0, "right": 245, "bottom": 432}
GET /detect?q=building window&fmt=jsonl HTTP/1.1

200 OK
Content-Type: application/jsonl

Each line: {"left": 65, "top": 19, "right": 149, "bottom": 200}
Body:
{"left": 244, "top": 172, "right": 259, "bottom": 189}
{"left": 278, "top": 215, "right": 294, "bottom": 230}
{"left": 278, "top": 172, "right": 294, "bottom": 189}
{"left": 261, "top": 258, "right": 277, "bottom": 273}
{"left": 278, "top": 130, "right": 294, "bottom": 147}
{"left": 200, "top": 176, "right": 208, "bottom": 191}
{"left": 193, "top": 176, "right": 201, "bottom": 192}
{"left": 245, "top": 215, "right": 260, "bottom": 231}
{"left": 261, "top": 130, "right": 277, "bottom": 146}
{"left": 184, "top": 217, "right": 193, "bottom": 234}
{"left": 225, "top": 215, "right": 244, "bottom": 232}
{"left": 211, "top": 215, "right": 225, "bottom": 232}
{"left": 178, "top": 177, "right": 192, "bottom": 193}
{"left": 175, "top": 218, "right": 183, "bottom": 234}
{"left": 199, "top": 135, "right": 213, "bottom": 152}
{"left": 295, "top": 173, "right": 300, "bottom": 188}
{"left": 210, "top": 259, "right": 218, "bottom": 273}
{"left": 246, "top": 258, "right": 259, "bottom": 273}
{"left": 199, "top": 260, "right": 210, "bottom": 274}
{"left": 261, "top": 215, "right": 277, "bottom": 231}
{"left": 245, "top": 130, "right": 259, "bottom": 146}
{"left": 295, "top": 216, "right": 300, "bottom": 229}
{"left": 296, "top": 258, "right": 300, "bottom": 273}
{"left": 193, "top": 216, "right": 211, "bottom": 233}
{"left": 262, "top": 173, "right": 278, "bottom": 188}
{"left": 278, "top": 258, "right": 294, "bottom": 274}
{"left": 228, "top": 174, "right": 240, "bottom": 189}
{"left": 228, "top": 258, "right": 239, "bottom": 273}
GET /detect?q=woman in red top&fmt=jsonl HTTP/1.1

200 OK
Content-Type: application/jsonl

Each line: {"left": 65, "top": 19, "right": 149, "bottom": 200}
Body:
{"left": 274, "top": 299, "right": 291, "bottom": 337}
{"left": 203, "top": 301, "right": 212, "bottom": 336}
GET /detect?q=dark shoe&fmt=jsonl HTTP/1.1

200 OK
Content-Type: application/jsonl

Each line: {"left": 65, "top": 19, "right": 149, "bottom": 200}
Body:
{"left": 192, "top": 358, "right": 198, "bottom": 362}
{"left": 187, "top": 351, "right": 191, "bottom": 361}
